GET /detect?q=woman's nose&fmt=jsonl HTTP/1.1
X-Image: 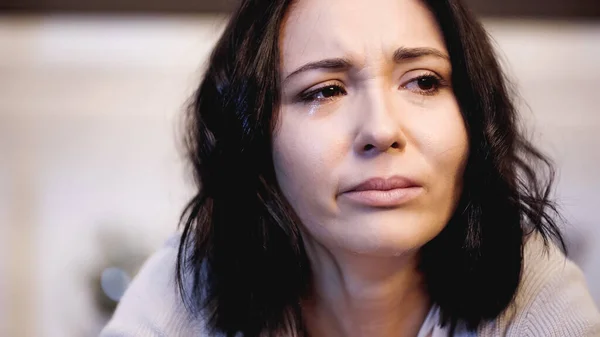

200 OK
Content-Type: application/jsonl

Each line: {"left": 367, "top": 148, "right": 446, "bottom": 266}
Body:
{"left": 352, "top": 90, "right": 407, "bottom": 156}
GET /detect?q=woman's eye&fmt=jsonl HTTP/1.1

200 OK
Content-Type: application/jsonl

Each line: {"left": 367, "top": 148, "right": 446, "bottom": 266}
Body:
{"left": 403, "top": 74, "right": 443, "bottom": 95}
{"left": 301, "top": 84, "right": 347, "bottom": 103}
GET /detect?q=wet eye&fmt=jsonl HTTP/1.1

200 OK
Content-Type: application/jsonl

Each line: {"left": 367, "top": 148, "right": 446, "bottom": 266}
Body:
{"left": 416, "top": 77, "right": 437, "bottom": 90}
{"left": 301, "top": 84, "right": 347, "bottom": 103}
{"left": 403, "top": 74, "right": 443, "bottom": 95}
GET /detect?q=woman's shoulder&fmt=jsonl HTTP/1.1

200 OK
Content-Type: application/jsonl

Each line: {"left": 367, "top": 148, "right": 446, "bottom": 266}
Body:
{"left": 102, "top": 232, "right": 600, "bottom": 337}
{"left": 99, "top": 233, "right": 214, "bottom": 336}
{"left": 478, "top": 233, "right": 600, "bottom": 336}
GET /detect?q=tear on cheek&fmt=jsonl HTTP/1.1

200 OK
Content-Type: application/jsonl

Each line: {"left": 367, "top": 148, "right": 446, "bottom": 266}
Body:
{"left": 308, "top": 102, "right": 320, "bottom": 116}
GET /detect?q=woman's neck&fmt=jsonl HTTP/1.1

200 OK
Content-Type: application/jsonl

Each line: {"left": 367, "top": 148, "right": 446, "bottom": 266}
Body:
{"left": 301, "top": 240, "right": 431, "bottom": 337}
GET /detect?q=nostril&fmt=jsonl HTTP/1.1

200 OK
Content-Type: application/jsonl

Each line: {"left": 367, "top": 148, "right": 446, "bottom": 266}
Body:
{"left": 390, "top": 141, "right": 400, "bottom": 149}
{"left": 363, "top": 144, "right": 375, "bottom": 151}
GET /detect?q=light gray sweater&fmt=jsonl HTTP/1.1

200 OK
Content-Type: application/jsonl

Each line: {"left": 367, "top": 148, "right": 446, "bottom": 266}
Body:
{"left": 100, "top": 233, "right": 600, "bottom": 336}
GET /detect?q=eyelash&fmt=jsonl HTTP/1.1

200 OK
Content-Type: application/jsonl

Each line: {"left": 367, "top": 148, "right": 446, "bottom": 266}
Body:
{"left": 406, "top": 73, "right": 446, "bottom": 96}
{"left": 299, "top": 82, "right": 347, "bottom": 103}
{"left": 299, "top": 73, "right": 446, "bottom": 104}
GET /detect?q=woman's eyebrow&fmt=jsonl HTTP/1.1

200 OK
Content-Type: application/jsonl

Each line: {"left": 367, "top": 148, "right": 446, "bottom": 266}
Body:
{"left": 393, "top": 46, "right": 449, "bottom": 62}
{"left": 283, "top": 58, "right": 352, "bottom": 84}
{"left": 283, "top": 47, "right": 449, "bottom": 84}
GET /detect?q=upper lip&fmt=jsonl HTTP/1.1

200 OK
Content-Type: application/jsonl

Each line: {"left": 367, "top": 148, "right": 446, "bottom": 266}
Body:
{"left": 344, "top": 176, "right": 421, "bottom": 193}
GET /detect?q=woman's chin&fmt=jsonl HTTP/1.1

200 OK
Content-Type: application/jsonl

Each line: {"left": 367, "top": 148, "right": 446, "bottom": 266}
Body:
{"left": 325, "top": 214, "right": 443, "bottom": 254}
{"left": 331, "top": 226, "right": 439, "bottom": 257}
{"left": 340, "top": 238, "right": 423, "bottom": 257}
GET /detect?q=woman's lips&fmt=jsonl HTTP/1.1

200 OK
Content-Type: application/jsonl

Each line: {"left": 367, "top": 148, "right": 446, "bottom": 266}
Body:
{"left": 342, "top": 187, "right": 422, "bottom": 207}
{"left": 341, "top": 176, "right": 422, "bottom": 207}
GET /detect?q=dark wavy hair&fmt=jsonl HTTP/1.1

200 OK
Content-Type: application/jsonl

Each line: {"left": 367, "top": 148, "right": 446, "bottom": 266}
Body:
{"left": 176, "top": 0, "right": 565, "bottom": 336}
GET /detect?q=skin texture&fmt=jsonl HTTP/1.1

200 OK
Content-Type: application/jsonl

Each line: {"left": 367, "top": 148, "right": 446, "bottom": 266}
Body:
{"left": 273, "top": 0, "right": 470, "bottom": 336}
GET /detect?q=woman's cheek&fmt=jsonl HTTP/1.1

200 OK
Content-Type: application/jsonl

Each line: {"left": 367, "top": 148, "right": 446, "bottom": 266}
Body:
{"left": 273, "top": 115, "right": 349, "bottom": 209}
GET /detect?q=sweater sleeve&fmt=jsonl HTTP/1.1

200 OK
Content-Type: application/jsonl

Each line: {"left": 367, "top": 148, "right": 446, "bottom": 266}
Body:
{"left": 99, "top": 234, "right": 209, "bottom": 337}
{"left": 514, "top": 255, "right": 600, "bottom": 337}
{"left": 481, "top": 233, "right": 600, "bottom": 337}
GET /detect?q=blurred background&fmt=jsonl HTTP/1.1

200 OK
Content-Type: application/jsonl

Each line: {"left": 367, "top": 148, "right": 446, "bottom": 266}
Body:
{"left": 0, "top": 0, "right": 599, "bottom": 336}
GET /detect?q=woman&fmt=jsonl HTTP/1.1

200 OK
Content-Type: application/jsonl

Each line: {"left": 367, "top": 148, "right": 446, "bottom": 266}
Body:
{"left": 101, "top": 0, "right": 600, "bottom": 336}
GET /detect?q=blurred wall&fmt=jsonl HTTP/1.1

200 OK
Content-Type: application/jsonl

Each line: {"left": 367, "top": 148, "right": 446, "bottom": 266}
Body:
{"left": 0, "top": 15, "right": 599, "bottom": 337}
{"left": 0, "top": 15, "right": 227, "bottom": 337}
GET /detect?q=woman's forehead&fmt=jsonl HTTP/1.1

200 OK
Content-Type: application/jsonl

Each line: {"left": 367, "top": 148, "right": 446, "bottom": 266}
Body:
{"left": 280, "top": 0, "right": 447, "bottom": 74}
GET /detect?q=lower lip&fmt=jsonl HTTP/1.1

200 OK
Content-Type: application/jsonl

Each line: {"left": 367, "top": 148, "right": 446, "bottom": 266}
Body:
{"left": 341, "top": 187, "right": 422, "bottom": 207}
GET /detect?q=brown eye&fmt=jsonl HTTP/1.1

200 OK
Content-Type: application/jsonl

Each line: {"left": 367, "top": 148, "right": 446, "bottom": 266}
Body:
{"left": 301, "top": 84, "right": 347, "bottom": 103}
{"left": 319, "top": 85, "right": 344, "bottom": 98}
{"left": 417, "top": 77, "right": 437, "bottom": 91}
{"left": 403, "top": 74, "right": 443, "bottom": 96}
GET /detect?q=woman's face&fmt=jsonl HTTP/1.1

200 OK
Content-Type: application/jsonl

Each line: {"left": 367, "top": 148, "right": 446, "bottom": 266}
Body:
{"left": 273, "top": 0, "right": 469, "bottom": 256}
